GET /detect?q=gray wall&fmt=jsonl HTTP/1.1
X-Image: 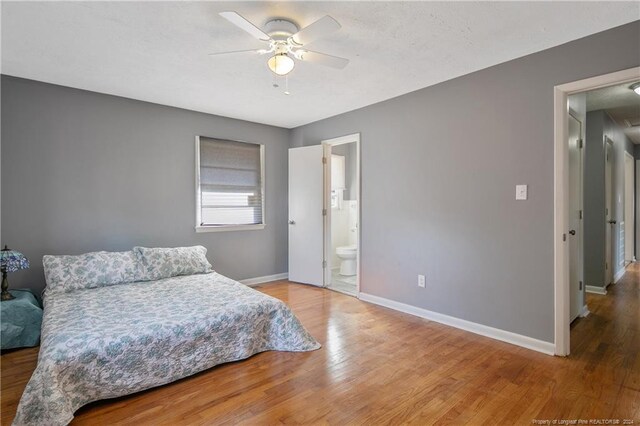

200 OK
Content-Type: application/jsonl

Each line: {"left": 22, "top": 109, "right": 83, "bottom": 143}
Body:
{"left": 583, "top": 110, "right": 635, "bottom": 289}
{"left": 290, "top": 21, "right": 640, "bottom": 343}
{"left": 1, "top": 76, "right": 290, "bottom": 292}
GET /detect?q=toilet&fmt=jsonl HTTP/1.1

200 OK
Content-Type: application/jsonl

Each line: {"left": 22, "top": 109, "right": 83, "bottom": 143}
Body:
{"left": 336, "top": 244, "right": 357, "bottom": 276}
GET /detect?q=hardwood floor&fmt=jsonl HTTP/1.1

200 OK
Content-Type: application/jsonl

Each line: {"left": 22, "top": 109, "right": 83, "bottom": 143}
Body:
{"left": 2, "top": 270, "right": 639, "bottom": 425}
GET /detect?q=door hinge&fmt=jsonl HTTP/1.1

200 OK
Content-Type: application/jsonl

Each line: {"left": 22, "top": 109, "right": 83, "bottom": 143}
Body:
{"left": 579, "top": 210, "right": 583, "bottom": 220}
{"left": 322, "top": 260, "right": 327, "bottom": 268}
{"left": 322, "top": 209, "right": 327, "bottom": 216}
{"left": 579, "top": 281, "right": 583, "bottom": 291}
{"left": 606, "top": 262, "right": 609, "bottom": 270}
{"left": 563, "top": 233, "right": 566, "bottom": 242}
{"left": 578, "top": 139, "right": 583, "bottom": 149}
{"left": 322, "top": 157, "right": 327, "bottom": 164}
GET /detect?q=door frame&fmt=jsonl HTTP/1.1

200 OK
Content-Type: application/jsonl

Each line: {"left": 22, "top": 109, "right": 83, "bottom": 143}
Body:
{"left": 623, "top": 151, "right": 635, "bottom": 265}
{"left": 553, "top": 66, "right": 640, "bottom": 356}
{"left": 321, "top": 133, "right": 361, "bottom": 296}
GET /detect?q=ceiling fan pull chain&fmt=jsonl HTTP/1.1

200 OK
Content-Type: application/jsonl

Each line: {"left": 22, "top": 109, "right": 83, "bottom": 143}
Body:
{"left": 285, "top": 75, "right": 290, "bottom": 96}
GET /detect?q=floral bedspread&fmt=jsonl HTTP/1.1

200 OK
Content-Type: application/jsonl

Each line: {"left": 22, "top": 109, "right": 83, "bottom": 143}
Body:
{"left": 13, "top": 273, "right": 320, "bottom": 425}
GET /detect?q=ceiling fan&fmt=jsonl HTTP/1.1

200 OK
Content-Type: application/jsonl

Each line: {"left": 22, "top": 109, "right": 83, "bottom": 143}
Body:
{"left": 211, "top": 12, "right": 349, "bottom": 77}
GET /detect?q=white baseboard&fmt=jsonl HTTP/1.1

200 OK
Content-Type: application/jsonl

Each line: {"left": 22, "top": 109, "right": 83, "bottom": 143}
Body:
{"left": 240, "top": 273, "right": 288, "bottom": 287}
{"left": 614, "top": 268, "right": 626, "bottom": 283}
{"left": 585, "top": 285, "right": 607, "bottom": 295}
{"left": 580, "top": 304, "right": 590, "bottom": 318}
{"left": 358, "top": 293, "right": 555, "bottom": 356}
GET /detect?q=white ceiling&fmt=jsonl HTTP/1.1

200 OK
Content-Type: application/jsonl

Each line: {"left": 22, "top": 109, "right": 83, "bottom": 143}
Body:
{"left": 587, "top": 82, "right": 640, "bottom": 144}
{"left": 2, "top": 2, "right": 638, "bottom": 129}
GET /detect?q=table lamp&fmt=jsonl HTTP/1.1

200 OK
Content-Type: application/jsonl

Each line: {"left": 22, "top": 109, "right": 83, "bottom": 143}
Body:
{"left": 1, "top": 245, "right": 30, "bottom": 301}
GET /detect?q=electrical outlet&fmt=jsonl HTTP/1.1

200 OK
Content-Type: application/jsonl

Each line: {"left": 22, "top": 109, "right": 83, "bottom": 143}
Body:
{"left": 418, "top": 274, "right": 426, "bottom": 288}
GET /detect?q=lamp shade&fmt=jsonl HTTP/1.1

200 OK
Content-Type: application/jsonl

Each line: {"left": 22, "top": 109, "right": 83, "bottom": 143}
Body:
{"left": 267, "top": 54, "right": 295, "bottom": 76}
{"left": 1, "top": 246, "right": 29, "bottom": 273}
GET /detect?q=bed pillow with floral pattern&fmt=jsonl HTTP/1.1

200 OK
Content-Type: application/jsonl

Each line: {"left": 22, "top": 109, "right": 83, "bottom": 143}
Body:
{"left": 43, "top": 251, "right": 140, "bottom": 293}
{"left": 133, "top": 245, "right": 213, "bottom": 281}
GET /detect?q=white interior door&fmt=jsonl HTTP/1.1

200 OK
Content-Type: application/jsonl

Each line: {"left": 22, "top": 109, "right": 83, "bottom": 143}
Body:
{"left": 605, "top": 139, "right": 614, "bottom": 286}
{"left": 568, "top": 115, "right": 583, "bottom": 322}
{"left": 624, "top": 152, "right": 634, "bottom": 264}
{"left": 288, "top": 145, "right": 324, "bottom": 286}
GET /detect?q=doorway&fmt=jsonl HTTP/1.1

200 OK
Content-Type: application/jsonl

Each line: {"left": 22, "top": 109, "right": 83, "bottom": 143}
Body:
{"left": 287, "top": 134, "right": 361, "bottom": 296}
{"left": 553, "top": 66, "right": 640, "bottom": 356}
{"left": 322, "top": 134, "right": 360, "bottom": 296}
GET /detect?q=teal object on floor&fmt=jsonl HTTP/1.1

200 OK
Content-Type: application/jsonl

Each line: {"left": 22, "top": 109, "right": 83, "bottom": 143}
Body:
{"left": 1, "top": 289, "right": 42, "bottom": 350}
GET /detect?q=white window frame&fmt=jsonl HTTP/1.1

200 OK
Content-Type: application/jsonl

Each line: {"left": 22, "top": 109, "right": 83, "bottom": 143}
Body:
{"left": 195, "top": 136, "right": 266, "bottom": 233}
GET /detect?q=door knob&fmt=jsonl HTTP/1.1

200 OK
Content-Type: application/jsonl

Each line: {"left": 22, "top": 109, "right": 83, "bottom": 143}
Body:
{"left": 569, "top": 230, "right": 576, "bottom": 235}
{"left": 608, "top": 220, "right": 617, "bottom": 224}
{"left": 288, "top": 220, "right": 296, "bottom": 225}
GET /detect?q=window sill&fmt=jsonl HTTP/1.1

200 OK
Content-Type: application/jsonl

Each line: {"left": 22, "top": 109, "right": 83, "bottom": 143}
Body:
{"left": 195, "top": 224, "right": 265, "bottom": 233}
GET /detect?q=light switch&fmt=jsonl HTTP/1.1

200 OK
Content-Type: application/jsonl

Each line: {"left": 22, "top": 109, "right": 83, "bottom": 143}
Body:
{"left": 516, "top": 185, "right": 528, "bottom": 200}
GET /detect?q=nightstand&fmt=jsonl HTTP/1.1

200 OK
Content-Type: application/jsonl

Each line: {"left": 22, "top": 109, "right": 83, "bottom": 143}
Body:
{"left": 0, "top": 289, "right": 43, "bottom": 350}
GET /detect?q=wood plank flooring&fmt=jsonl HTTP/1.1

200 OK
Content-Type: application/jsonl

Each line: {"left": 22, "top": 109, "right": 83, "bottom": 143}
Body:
{"left": 2, "top": 267, "right": 639, "bottom": 425}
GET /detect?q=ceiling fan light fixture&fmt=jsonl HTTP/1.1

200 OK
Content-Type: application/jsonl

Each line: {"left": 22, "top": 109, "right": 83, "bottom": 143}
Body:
{"left": 631, "top": 82, "right": 640, "bottom": 96}
{"left": 267, "top": 53, "right": 295, "bottom": 76}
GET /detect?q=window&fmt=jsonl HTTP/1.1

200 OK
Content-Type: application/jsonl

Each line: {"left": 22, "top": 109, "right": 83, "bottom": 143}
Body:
{"left": 196, "top": 136, "right": 265, "bottom": 232}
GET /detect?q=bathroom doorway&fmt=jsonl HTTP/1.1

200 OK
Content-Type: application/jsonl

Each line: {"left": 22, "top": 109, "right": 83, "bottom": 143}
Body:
{"left": 322, "top": 134, "right": 360, "bottom": 296}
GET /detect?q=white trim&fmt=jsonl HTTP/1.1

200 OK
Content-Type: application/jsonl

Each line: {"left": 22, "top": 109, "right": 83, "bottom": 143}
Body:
{"left": 585, "top": 285, "right": 607, "bottom": 295}
{"left": 554, "top": 67, "right": 640, "bottom": 356}
{"left": 196, "top": 224, "right": 265, "bottom": 233}
{"left": 359, "top": 293, "right": 555, "bottom": 356}
{"left": 322, "top": 133, "right": 361, "bottom": 147}
{"left": 580, "top": 304, "right": 590, "bottom": 318}
{"left": 614, "top": 267, "right": 626, "bottom": 283}
{"left": 321, "top": 133, "right": 361, "bottom": 298}
{"left": 240, "top": 273, "right": 288, "bottom": 287}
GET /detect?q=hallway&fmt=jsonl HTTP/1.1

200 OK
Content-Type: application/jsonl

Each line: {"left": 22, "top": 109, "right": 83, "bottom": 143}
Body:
{"left": 569, "top": 261, "right": 640, "bottom": 414}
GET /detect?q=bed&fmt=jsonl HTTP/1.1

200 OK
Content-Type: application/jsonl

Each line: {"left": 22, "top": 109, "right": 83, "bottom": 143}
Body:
{"left": 13, "top": 247, "right": 320, "bottom": 425}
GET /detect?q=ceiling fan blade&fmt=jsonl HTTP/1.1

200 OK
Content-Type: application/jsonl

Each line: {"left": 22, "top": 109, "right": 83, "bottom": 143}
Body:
{"left": 208, "top": 49, "right": 265, "bottom": 56}
{"left": 291, "top": 15, "right": 341, "bottom": 46}
{"left": 297, "top": 50, "right": 349, "bottom": 69}
{"left": 219, "top": 11, "right": 271, "bottom": 42}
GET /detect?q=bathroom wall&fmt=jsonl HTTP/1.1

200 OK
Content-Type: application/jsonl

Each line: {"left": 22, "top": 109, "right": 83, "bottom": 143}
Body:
{"left": 330, "top": 142, "right": 358, "bottom": 268}
{"left": 330, "top": 204, "right": 350, "bottom": 267}
{"left": 332, "top": 143, "right": 357, "bottom": 200}
{"left": 330, "top": 200, "right": 358, "bottom": 268}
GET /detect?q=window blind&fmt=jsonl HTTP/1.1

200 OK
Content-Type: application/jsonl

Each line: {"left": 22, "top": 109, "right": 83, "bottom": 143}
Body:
{"left": 198, "top": 137, "right": 263, "bottom": 226}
